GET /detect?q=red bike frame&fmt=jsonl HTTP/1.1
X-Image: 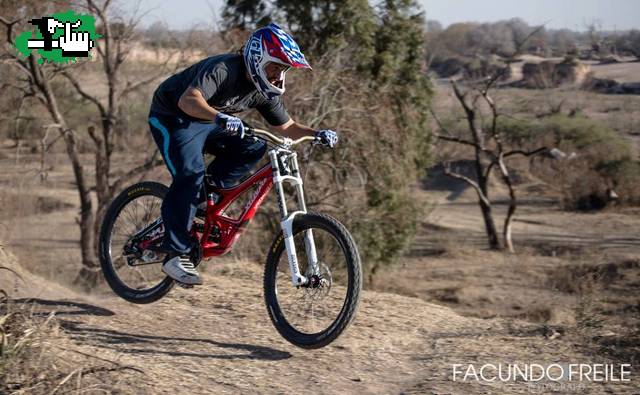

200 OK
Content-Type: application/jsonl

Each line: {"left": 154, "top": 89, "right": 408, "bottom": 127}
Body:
{"left": 198, "top": 162, "right": 274, "bottom": 257}
{"left": 133, "top": 128, "right": 318, "bottom": 286}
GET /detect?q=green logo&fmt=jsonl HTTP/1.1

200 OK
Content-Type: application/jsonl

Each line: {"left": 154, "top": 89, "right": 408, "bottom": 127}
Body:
{"left": 14, "top": 10, "right": 100, "bottom": 64}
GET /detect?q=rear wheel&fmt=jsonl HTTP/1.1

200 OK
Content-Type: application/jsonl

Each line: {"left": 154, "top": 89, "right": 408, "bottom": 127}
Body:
{"left": 99, "top": 182, "right": 174, "bottom": 304}
{"left": 264, "top": 212, "right": 362, "bottom": 349}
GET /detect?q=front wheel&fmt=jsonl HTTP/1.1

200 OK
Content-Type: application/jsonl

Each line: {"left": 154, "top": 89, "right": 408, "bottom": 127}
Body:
{"left": 264, "top": 212, "right": 362, "bottom": 349}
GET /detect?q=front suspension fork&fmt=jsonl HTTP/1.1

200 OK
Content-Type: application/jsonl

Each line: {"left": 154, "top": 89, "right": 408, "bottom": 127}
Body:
{"left": 270, "top": 150, "right": 319, "bottom": 287}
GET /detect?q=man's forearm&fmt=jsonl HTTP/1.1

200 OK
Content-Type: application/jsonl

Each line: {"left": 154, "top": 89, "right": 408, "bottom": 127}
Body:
{"left": 276, "top": 120, "right": 315, "bottom": 139}
{"left": 178, "top": 88, "right": 219, "bottom": 121}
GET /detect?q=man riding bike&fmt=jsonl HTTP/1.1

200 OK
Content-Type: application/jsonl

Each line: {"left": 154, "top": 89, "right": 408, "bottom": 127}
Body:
{"left": 148, "top": 23, "right": 338, "bottom": 286}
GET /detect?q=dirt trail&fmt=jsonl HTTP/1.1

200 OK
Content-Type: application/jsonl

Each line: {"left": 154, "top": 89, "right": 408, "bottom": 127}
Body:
{"left": 2, "top": 153, "right": 638, "bottom": 393}
{"left": 420, "top": 183, "right": 640, "bottom": 256}
{"left": 10, "top": 259, "right": 636, "bottom": 395}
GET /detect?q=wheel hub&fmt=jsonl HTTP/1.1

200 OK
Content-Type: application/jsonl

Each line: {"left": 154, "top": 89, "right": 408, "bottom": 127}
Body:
{"left": 307, "top": 274, "right": 324, "bottom": 289}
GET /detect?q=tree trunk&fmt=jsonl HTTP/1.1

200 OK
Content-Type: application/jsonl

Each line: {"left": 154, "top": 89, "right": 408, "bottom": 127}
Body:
{"left": 478, "top": 197, "right": 501, "bottom": 249}
{"left": 503, "top": 202, "right": 516, "bottom": 253}
{"left": 75, "top": 201, "right": 101, "bottom": 288}
{"left": 477, "top": 162, "right": 501, "bottom": 250}
{"left": 91, "top": 125, "right": 111, "bottom": 258}
{"left": 61, "top": 131, "right": 100, "bottom": 287}
{"left": 494, "top": 155, "right": 516, "bottom": 253}
{"left": 28, "top": 55, "right": 101, "bottom": 287}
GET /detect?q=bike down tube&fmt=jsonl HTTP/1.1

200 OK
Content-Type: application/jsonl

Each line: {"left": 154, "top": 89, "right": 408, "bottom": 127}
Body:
{"left": 269, "top": 149, "right": 314, "bottom": 287}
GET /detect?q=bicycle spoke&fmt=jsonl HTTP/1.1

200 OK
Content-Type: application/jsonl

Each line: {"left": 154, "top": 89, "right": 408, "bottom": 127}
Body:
{"left": 107, "top": 194, "right": 165, "bottom": 291}
{"left": 273, "top": 226, "right": 349, "bottom": 335}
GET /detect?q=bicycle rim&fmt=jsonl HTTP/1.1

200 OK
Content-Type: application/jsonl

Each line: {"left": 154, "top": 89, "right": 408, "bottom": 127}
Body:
{"left": 272, "top": 225, "right": 352, "bottom": 336}
{"left": 108, "top": 194, "right": 167, "bottom": 291}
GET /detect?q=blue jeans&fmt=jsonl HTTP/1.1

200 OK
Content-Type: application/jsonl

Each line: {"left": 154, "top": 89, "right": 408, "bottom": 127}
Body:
{"left": 148, "top": 112, "right": 266, "bottom": 254}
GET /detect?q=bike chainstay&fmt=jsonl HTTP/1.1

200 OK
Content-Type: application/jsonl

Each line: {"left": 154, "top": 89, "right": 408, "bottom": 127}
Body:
{"left": 127, "top": 217, "right": 164, "bottom": 252}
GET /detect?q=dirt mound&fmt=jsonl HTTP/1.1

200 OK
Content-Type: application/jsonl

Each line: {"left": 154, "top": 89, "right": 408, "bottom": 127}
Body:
{"left": 519, "top": 60, "right": 590, "bottom": 88}
{"left": 0, "top": 245, "right": 73, "bottom": 300}
{"left": 429, "top": 55, "right": 511, "bottom": 81}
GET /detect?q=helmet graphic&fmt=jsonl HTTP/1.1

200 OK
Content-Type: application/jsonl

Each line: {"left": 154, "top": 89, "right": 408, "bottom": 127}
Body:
{"left": 243, "top": 23, "right": 311, "bottom": 100}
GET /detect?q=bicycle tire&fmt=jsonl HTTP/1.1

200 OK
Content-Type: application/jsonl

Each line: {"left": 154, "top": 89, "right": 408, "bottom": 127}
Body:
{"left": 99, "top": 181, "right": 174, "bottom": 304}
{"left": 264, "top": 212, "right": 362, "bottom": 349}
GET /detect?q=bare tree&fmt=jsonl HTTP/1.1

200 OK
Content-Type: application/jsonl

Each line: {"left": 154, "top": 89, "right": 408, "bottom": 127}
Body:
{"left": 0, "top": 0, "right": 190, "bottom": 285}
{"left": 429, "top": 29, "right": 548, "bottom": 252}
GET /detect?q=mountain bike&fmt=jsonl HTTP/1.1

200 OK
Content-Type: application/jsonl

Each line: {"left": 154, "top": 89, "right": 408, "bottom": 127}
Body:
{"left": 98, "top": 127, "right": 362, "bottom": 349}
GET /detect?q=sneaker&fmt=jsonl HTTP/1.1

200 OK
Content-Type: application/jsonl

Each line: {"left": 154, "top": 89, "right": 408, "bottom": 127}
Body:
{"left": 162, "top": 254, "right": 203, "bottom": 285}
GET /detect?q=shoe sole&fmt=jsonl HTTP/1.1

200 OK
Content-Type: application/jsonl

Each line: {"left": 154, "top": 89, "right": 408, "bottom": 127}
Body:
{"left": 162, "top": 267, "right": 203, "bottom": 286}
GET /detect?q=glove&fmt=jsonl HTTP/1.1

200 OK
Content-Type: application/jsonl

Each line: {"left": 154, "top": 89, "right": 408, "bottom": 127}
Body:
{"left": 315, "top": 129, "right": 338, "bottom": 148}
{"left": 214, "top": 113, "right": 245, "bottom": 139}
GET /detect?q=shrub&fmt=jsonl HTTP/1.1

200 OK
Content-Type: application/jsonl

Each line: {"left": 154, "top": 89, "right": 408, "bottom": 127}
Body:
{"left": 222, "top": 0, "right": 433, "bottom": 278}
{"left": 597, "top": 159, "right": 640, "bottom": 206}
{"left": 500, "top": 114, "right": 637, "bottom": 210}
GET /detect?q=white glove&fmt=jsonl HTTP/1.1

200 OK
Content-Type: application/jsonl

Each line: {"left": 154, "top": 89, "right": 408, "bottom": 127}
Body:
{"left": 214, "top": 113, "right": 245, "bottom": 139}
{"left": 315, "top": 129, "right": 338, "bottom": 148}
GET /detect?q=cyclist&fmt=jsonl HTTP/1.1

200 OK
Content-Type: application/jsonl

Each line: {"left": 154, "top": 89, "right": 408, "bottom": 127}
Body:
{"left": 148, "top": 23, "right": 338, "bottom": 285}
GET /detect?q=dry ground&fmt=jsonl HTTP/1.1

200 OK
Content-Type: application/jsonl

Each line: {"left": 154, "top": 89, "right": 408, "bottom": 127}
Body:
{"left": 1, "top": 246, "right": 637, "bottom": 394}
{"left": 1, "top": 69, "right": 639, "bottom": 393}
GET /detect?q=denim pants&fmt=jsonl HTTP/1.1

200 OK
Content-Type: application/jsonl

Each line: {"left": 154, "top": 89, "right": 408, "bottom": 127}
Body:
{"left": 148, "top": 112, "right": 267, "bottom": 254}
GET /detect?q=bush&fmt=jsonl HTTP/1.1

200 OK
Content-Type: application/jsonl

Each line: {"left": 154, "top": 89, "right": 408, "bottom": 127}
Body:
{"left": 597, "top": 159, "right": 640, "bottom": 206}
{"left": 274, "top": 51, "right": 430, "bottom": 277}
{"left": 230, "top": 0, "right": 433, "bottom": 278}
{"left": 500, "top": 114, "right": 638, "bottom": 210}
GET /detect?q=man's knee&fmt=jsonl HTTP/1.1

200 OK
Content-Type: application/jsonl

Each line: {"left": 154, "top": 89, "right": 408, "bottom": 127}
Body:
{"left": 240, "top": 138, "right": 267, "bottom": 160}
{"left": 171, "top": 169, "right": 205, "bottom": 190}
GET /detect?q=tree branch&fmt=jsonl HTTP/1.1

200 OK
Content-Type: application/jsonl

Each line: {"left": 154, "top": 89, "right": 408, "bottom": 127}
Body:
{"left": 442, "top": 163, "right": 491, "bottom": 207}
{"left": 58, "top": 68, "right": 107, "bottom": 118}
{"left": 485, "top": 146, "right": 548, "bottom": 179}
{"left": 483, "top": 24, "right": 549, "bottom": 91}
{"left": 435, "top": 134, "right": 482, "bottom": 149}
{"left": 109, "top": 151, "right": 163, "bottom": 195}
{"left": 504, "top": 146, "right": 548, "bottom": 158}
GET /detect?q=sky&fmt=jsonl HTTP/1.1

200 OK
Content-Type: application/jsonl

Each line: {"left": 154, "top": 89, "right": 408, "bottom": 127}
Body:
{"left": 131, "top": 0, "right": 640, "bottom": 31}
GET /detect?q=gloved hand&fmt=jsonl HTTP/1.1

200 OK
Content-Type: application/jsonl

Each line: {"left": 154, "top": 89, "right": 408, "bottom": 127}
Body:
{"left": 214, "top": 113, "right": 245, "bottom": 139}
{"left": 315, "top": 129, "right": 338, "bottom": 148}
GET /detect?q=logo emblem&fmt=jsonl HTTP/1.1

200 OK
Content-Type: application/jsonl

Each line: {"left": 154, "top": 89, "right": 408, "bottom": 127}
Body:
{"left": 14, "top": 10, "right": 99, "bottom": 64}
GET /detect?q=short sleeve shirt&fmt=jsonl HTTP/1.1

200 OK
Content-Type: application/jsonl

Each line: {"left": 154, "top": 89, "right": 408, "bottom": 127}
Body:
{"left": 150, "top": 54, "right": 290, "bottom": 126}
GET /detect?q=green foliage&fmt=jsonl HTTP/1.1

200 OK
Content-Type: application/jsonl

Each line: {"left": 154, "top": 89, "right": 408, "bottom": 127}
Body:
{"left": 275, "top": 0, "right": 377, "bottom": 65}
{"left": 499, "top": 114, "right": 639, "bottom": 209}
{"left": 597, "top": 159, "right": 640, "bottom": 206}
{"left": 222, "top": 0, "right": 271, "bottom": 30}
{"left": 501, "top": 114, "right": 630, "bottom": 162}
{"left": 222, "top": 0, "right": 433, "bottom": 275}
{"left": 543, "top": 114, "right": 631, "bottom": 160}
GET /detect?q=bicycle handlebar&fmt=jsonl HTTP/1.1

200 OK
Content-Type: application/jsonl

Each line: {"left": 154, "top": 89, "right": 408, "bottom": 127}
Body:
{"left": 245, "top": 127, "right": 318, "bottom": 147}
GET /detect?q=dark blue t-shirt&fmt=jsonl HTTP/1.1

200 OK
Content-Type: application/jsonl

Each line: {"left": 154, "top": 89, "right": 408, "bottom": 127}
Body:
{"left": 150, "top": 53, "right": 290, "bottom": 126}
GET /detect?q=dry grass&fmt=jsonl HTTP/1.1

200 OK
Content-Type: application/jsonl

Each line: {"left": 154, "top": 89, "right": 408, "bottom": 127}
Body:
{"left": 0, "top": 296, "right": 141, "bottom": 394}
{"left": 0, "top": 296, "right": 69, "bottom": 394}
{"left": 0, "top": 245, "right": 142, "bottom": 394}
{"left": 0, "top": 191, "right": 73, "bottom": 222}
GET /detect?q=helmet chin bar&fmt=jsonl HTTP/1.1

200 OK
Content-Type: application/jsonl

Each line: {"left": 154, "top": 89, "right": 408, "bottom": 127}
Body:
{"left": 272, "top": 78, "right": 284, "bottom": 90}
{"left": 268, "top": 69, "right": 287, "bottom": 90}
